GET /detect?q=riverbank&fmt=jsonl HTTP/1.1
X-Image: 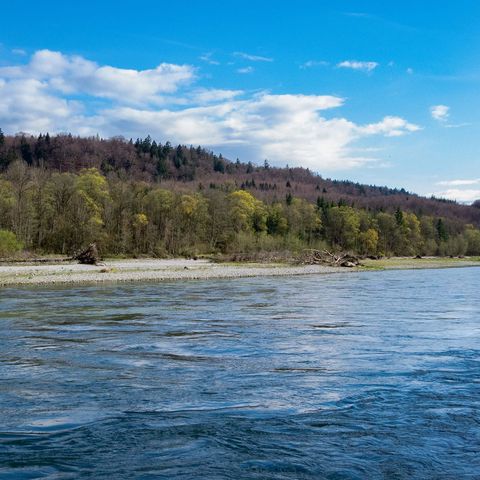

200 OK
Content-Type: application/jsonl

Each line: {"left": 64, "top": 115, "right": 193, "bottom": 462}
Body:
{"left": 0, "top": 259, "right": 346, "bottom": 286}
{"left": 361, "top": 256, "right": 480, "bottom": 270}
{"left": 0, "top": 256, "right": 479, "bottom": 287}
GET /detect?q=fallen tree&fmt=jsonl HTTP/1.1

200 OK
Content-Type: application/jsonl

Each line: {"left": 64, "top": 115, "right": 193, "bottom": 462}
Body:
{"left": 72, "top": 243, "right": 101, "bottom": 265}
{"left": 300, "top": 249, "right": 362, "bottom": 267}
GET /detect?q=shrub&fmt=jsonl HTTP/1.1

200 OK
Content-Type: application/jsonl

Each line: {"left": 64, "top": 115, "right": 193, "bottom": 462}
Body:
{"left": 0, "top": 230, "right": 23, "bottom": 258}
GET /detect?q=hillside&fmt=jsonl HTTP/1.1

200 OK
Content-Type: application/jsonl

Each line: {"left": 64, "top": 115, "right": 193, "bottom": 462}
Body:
{"left": 0, "top": 130, "right": 480, "bottom": 258}
{"left": 1, "top": 131, "right": 478, "bottom": 227}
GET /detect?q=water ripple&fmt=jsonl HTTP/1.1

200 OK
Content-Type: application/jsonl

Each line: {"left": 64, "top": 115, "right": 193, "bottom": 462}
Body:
{"left": 1, "top": 269, "right": 479, "bottom": 478}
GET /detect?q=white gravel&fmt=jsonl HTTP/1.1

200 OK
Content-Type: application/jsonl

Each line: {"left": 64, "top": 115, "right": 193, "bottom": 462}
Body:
{"left": 0, "top": 259, "right": 347, "bottom": 286}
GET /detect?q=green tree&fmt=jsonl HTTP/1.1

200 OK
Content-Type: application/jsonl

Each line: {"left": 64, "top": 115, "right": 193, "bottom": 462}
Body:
{"left": 436, "top": 218, "right": 448, "bottom": 242}
{"left": 132, "top": 212, "right": 149, "bottom": 252}
{"left": 0, "top": 179, "right": 14, "bottom": 231}
{"left": 229, "top": 190, "right": 266, "bottom": 234}
{"left": 5, "top": 160, "right": 33, "bottom": 244}
{"left": 20, "top": 136, "right": 33, "bottom": 166}
{"left": 174, "top": 193, "right": 209, "bottom": 253}
{"left": 0, "top": 229, "right": 23, "bottom": 257}
{"left": 359, "top": 228, "right": 379, "bottom": 255}
{"left": 376, "top": 212, "right": 393, "bottom": 254}
{"left": 73, "top": 168, "right": 111, "bottom": 249}
{"left": 464, "top": 225, "right": 480, "bottom": 255}
{"left": 143, "top": 188, "right": 174, "bottom": 253}
{"left": 394, "top": 207, "right": 404, "bottom": 226}
{"left": 325, "top": 206, "right": 360, "bottom": 250}
{"left": 266, "top": 203, "right": 288, "bottom": 236}
{"left": 285, "top": 198, "right": 321, "bottom": 243}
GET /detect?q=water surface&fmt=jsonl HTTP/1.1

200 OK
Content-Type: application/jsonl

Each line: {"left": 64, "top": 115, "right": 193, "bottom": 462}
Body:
{"left": 1, "top": 269, "right": 479, "bottom": 479}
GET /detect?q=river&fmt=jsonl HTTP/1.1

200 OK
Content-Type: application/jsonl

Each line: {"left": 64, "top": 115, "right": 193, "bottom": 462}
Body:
{"left": 1, "top": 268, "right": 479, "bottom": 479}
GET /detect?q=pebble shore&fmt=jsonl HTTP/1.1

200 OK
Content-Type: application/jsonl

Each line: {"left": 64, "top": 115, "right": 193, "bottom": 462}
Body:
{"left": 0, "top": 259, "right": 347, "bottom": 287}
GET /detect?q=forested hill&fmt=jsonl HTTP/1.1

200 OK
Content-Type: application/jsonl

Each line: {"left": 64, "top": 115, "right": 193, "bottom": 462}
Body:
{"left": 1, "top": 131, "right": 479, "bottom": 226}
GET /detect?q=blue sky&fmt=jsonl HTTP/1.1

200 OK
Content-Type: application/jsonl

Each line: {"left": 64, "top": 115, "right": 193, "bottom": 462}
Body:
{"left": 1, "top": 0, "right": 480, "bottom": 202}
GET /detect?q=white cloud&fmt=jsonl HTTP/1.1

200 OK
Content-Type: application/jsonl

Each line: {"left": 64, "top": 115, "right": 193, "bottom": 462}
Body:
{"left": 430, "top": 104, "right": 449, "bottom": 122}
{"left": 234, "top": 52, "right": 273, "bottom": 62}
{"left": 359, "top": 116, "right": 421, "bottom": 137}
{"left": 0, "top": 78, "right": 86, "bottom": 134}
{"left": 12, "top": 48, "right": 27, "bottom": 56}
{"left": 237, "top": 66, "right": 254, "bottom": 74}
{"left": 0, "top": 49, "right": 421, "bottom": 172}
{"left": 433, "top": 179, "right": 480, "bottom": 203}
{"left": 199, "top": 53, "right": 220, "bottom": 65}
{"left": 437, "top": 179, "right": 480, "bottom": 187}
{"left": 190, "top": 88, "right": 243, "bottom": 104}
{"left": 0, "top": 49, "right": 195, "bottom": 105}
{"left": 337, "top": 60, "right": 379, "bottom": 72}
{"left": 99, "top": 94, "right": 419, "bottom": 170}
{"left": 444, "top": 122, "right": 470, "bottom": 128}
{"left": 300, "top": 60, "right": 329, "bottom": 69}
{"left": 432, "top": 189, "right": 480, "bottom": 204}
{"left": 429, "top": 106, "right": 470, "bottom": 128}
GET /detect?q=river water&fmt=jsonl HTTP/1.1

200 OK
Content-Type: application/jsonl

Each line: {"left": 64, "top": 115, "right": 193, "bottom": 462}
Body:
{"left": 1, "top": 268, "right": 479, "bottom": 479}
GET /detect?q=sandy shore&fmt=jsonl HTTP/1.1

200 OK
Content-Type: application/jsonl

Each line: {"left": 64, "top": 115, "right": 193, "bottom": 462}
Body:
{"left": 1, "top": 257, "right": 479, "bottom": 287}
{"left": 0, "top": 259, "right": 346, "bottom": 287}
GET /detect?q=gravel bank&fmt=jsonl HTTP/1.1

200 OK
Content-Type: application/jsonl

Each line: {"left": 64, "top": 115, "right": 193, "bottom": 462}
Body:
{"left": 0, "top": 259, "right": 347, "bottom": 286}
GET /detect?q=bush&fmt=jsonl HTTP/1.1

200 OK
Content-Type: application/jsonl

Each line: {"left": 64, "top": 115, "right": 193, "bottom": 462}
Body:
{"left": 0, "top": 230, "right": 23, "bottom": 258}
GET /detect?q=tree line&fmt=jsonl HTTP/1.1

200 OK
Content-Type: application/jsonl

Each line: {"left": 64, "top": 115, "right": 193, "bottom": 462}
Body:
{"left": 1, "top": 159, "right": 480, "bottom": 258}
{"left": 1, "top": 130, "right": 480, "bottom": 228}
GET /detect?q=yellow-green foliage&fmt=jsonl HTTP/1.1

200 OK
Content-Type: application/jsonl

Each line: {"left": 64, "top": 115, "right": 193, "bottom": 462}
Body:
{"left": 228, "top": 190, "right": 267, "bottom": 234}
{"left": 359, "top": 228, "right": 379, "bottom": 255}
{"left": 1, "top": 162, "right": 480, "bottom": 258}
{"left": 0, "top": 229, "right": 23, "bottom": 257}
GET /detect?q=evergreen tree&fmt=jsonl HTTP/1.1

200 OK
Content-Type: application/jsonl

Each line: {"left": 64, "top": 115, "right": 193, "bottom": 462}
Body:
{"left": 395, "top": 207, "right": 404, "bottom": 226}
{"left": 142, "top": 135, "right": 152, "bottom": 153}
{"left": 213, "top": 156, "right": 225, "bottom": 173}
{"left": 20, "top": 136, "right": 33, "bottom": 166}
{"left": 150, "top": 140, "right": 158, "bottom": 158}
{"left": 436, "top": 218, "right": 449, "bottom": 241}
{"left": 156, "top": 157, "right": 168, "bottom": 179}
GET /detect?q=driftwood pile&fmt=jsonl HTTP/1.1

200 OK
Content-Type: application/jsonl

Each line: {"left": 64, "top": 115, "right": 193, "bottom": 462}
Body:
{"left": 72, "top": 243, "right": 101, "bottom": 265}
{"left": 301, "top": 249, "right": 362, "bottom": 268}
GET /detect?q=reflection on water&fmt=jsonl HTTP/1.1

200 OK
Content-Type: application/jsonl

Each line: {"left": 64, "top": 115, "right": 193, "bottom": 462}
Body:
{"left": 1, "top": 269, "right": 479, "bottom": 479}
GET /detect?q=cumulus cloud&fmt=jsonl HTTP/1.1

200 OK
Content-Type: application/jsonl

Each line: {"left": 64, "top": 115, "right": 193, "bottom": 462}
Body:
{"left": 432, "top": 189, "right": 480, "bottom": 204}
{"left": 433, "top": 178, "right": 480, "bottom": 203}
{"left": 99, "top": 94, "right": 419, "bottom": 170}
{"left": 0, "top": 49, "right": 421, "bottom": 171}
{"left": 234, "top": 52, "right": 273, "bottom": 62}
{"left": 0, "top": 77, "right": 86, "bottom": 134}
{"left": 0, "top": 49, "right": 195, "bottom": 105}
{"left": 360, "top": 116, "right": 421, "bottom": 137}
{"left": 337, "top": 60, "right": 379, "bottom": 72}
{"left": 430, "top": 104, "right": 449, "bottom": 122}
{"left": 190, "top": 88, "right": 243, "bottom": 104}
